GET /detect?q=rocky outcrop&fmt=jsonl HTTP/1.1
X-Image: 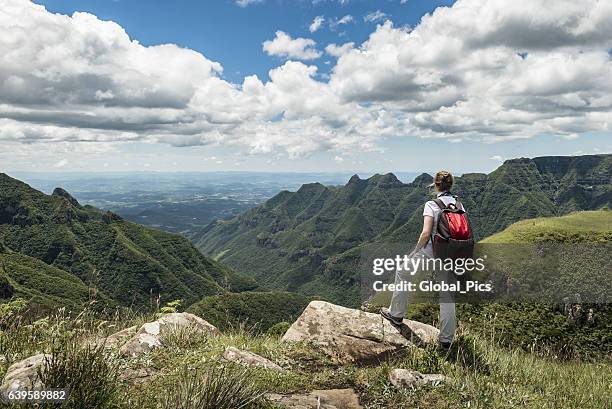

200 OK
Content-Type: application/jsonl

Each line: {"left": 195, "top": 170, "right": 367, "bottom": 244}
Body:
{"left": 119, "top": 313, "right": 219, "bottom": 357}
{"left": 1, "top": 313, "right": 218, "bottom": 401}
{"left": 266, "top": 388, "right": 362, "bottom": 409}
{"left": 282, "top": 301, "right": 438, "bottom": 363}
{"left": 52, "top": 187, "right": 81, "bottom": 208}
{"left": 389, "top": 369, "right": 448, "bottom": 389}
{"left": 222, "top": 347, "right": 283, "bottom": 371}
{"left": 0, "top": 354, "right": 48, "bottom": 403}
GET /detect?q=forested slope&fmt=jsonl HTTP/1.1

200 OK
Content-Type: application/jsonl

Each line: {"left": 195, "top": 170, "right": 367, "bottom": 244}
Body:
{"left": 0, "top": 173, "right": 256, "bottom": 310}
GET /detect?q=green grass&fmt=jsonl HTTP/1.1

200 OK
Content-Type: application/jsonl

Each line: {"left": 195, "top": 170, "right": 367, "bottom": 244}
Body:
{"left": 482, "top": 210, "right": 612, "bottom": 244}
{"left": 39, "top": 336, "right": 121, "bottom": 408}
{"left": 158, "top": 365, "right": 263, "bottom": 409}
{"left": 91, "top": 326, "right": 612, "bottom": 409}
{"left": 1, "top": 302, "right": 609, "bottom": 409}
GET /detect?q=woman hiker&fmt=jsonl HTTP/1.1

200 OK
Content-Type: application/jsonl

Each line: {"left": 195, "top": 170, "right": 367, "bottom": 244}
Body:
{"left": 380, "top": 170, "right": 465, "bottom": 349}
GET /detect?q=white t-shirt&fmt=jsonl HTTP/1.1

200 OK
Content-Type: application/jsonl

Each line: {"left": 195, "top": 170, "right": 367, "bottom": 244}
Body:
{"left": 422, "top": 192, "right": 466, "bottom": 258}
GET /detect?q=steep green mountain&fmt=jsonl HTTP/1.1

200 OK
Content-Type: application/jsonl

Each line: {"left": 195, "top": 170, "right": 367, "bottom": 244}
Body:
{"left": 197, "top": 154, "right": 611, "bottom": 306}
{"left": 0, "top": 173, "right": 256, "bottom": 310}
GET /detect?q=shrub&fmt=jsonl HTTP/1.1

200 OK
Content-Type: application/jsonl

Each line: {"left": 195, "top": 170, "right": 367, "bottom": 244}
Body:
{"left": 160, "top": 364, "right": 263, "bottom": 409}
{"left": 0, "top": 274, "right": 13, "bottom": 299}
{"left": 160, "top": 324, "right": 211, "bottom": 353}
{"left": 39, "top": 337, "right": 120, "bottom": 409}
{"left": 187, "top": 291, "right": 312, "bottom": 333}
{"left": 0, "top": 298, "right": 26, "bottom": 326}
{"left": 267, "top": 321, "right": 290, "bottom": 337}
{"left": 159, "top": 299, "right": 182, "bottom": 315}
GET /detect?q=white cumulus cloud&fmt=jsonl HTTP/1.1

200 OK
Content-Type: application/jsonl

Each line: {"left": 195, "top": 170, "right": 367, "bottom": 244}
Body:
{"left": 325, "top": 42, "right": 355, "bottom": 57}
{"left": 0, "top": 0, "right": 611, "bottom": 161}
{"left": 262, "top": 31, "right": 322, "bottom": 60}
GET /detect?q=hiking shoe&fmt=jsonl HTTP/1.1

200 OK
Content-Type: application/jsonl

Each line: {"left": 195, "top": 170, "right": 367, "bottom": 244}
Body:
{"left": 438, "top": 341, "right": 452, "bottom": 350}
{"left": 380, "top": 308, "right": 404, "bottom": 326}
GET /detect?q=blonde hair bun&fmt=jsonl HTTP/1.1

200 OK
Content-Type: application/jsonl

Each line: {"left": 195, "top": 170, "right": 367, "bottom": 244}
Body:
{"left": 434, "top": 170, "right": 453, "bottom": 191}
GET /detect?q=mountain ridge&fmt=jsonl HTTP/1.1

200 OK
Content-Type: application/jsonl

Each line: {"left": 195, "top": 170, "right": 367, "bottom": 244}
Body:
{"left": 196, "top": 154, "right": 611, "bottom": 305}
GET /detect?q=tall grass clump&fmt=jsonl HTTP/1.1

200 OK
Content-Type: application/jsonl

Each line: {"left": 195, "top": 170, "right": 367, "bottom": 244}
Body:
{"left": 38, "top": 337, "right": 121, "bottom": 409}
{"left": 160, "top": 364, "right": 263, "bottom": 409}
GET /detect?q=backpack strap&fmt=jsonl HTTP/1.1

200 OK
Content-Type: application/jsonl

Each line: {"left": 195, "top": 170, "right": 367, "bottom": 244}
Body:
{"left": 433, "top": 198, "right": 446, "bottom": 210}
{"left": 430, "top": 199, "right": 446, "bottom": 245}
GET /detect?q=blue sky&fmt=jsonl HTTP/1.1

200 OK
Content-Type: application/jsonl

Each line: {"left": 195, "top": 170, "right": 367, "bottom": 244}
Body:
{"left": 1, "top": 0, "right": 610, "bottom": 174}
{"left": 35, "top": 0, "right": 454, "bottom": 83}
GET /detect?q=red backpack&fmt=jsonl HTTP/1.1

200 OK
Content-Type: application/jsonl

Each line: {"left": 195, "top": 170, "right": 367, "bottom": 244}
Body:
{"left": 432, "top": 197, "right": 474, "bottom": 260}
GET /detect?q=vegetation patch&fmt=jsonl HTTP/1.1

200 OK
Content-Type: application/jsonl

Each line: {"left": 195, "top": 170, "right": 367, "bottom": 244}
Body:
{"left": 187, "top": 291, "right": 316, "bottom": 333}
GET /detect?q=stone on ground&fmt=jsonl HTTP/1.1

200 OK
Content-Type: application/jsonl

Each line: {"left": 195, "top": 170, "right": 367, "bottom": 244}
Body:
{"left": 389, "top": 368, "right": 449, "bottom": 388}
{"left": 0, "top": 354, "right": 48, "bottom": 403}
{"left": 282, "top": 301, "right": 438, "bottom": 363}
{"left": 222, "top": 346, "right": 283, "bottom": 371}
{"left": 266, "top": 388, "right": 362, "bottom": 409}
{"left": 119, "top": 367, "right": 159, "bottom": 384}
{"left": 119, "top": 312, "right": 219, "bottom": 356}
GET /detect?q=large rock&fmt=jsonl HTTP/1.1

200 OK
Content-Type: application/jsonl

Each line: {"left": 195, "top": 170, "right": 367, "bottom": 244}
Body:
{"left": 0, "top": 354, "right": 48, "bottom": 403}
{"left": 282, "top": 301, "right": 438, "bottom": 363}
{"left": 266, "top": 388, "right": 362, "bottom": 409}
{"left": 389, "top": 369, "right": 449, "bottom": 389}
{"left": 222, "top": 347, "right": 283, "bottom": 371}
{"left": 119, "top": 313, "right": 219, "bottom": 356}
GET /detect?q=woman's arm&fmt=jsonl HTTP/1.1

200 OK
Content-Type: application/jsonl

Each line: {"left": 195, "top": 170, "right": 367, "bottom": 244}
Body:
{"left": 413, "top": 215, "right": 434, "bottom": 253}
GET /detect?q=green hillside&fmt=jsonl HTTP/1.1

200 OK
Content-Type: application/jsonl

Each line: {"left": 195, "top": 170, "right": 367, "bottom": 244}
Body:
{"left": 197, "top": 154, "right": 611, "bottom": 306}
{"left": 187, "top": 291, "right": 316, "bottom": 332}
{"left": 481, "top": 210, "right": 612, "bottom": 243}
{"left": 466, "top": 210, "right": 612, "bottom": 358}
{"left": 0, "top": 173, "right": 256, "bottom": 310}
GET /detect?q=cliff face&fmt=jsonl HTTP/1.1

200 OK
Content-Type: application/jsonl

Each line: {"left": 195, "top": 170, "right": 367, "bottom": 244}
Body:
{"left": 532, "top": 154, "right": 611, "bottom": 211}
{"left": 533, "top": 154, "right": 610, "bottom": 181}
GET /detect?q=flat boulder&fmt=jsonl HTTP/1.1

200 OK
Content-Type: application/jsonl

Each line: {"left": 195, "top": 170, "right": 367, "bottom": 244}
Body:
{"left": 222, "top": 347, "right": 283, "bottom": 371}
{"left": 389, "top": 369, "right": 449, "bottom": 389}
{"left": 0, "top": 354, "right": 48, "bottom": 403}
{"left": 266, "top": 388, "right": 362, "bottom": 409}
{"left": 119, "top": 313, "right": 219, "bottom": 357}
{"left": 282, "top": 301, "right": 438, "bottom": 363}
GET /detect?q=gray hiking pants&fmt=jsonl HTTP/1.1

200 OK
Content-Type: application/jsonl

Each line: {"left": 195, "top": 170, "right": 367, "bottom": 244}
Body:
{"left": 388, "top": 250, "right": 456, "bottom": 344}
